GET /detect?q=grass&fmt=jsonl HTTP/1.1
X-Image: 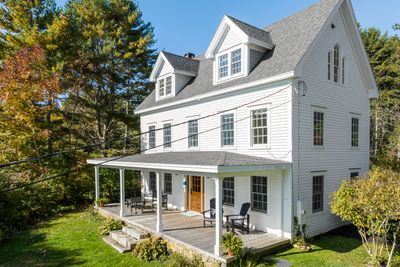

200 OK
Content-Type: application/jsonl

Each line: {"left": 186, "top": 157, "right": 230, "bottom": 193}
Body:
{"left": 0, "top": 210, "right": 394, "bottom": 267}
{"left": 0, "top": 210, "right": 157, "bottom": 267}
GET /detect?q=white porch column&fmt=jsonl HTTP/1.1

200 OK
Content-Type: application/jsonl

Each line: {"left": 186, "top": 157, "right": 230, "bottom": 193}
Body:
{"left": 119, "top": 168, "right": 125, "bottom": 217}
{"left": 156, "top": 171, "right": 163, "bottom": 232}
{"left": 214, "top": 177, "right": 223, "bottom": 256}
{"left": 95, "top": 166, "right": 100, "bottom": 207}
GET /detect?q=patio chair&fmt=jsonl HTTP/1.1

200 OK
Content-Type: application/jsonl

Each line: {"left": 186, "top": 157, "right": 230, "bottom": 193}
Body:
{"left": 201, "top": 198, "right": 216, "bottom": 227}
{"left": 225, "top": 202, "right": 251, "bottom": 234}
{"left": 130, "top": 197, "right": 144, "bottom": 214}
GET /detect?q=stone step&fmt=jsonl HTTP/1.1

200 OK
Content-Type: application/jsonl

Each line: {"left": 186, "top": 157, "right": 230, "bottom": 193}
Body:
{"left": 122, "top": 226, "right": 148, "bottom": 240}
{"left": 102, "top": 236, "right": 131, "bottom": 253}
{"left": 110, "top": 230, "right": 138, "bottom": 250}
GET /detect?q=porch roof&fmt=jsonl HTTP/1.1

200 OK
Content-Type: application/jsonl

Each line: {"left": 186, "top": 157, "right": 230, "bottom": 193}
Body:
{"left": 86, "top": 151, "right": 290, "bottom": 176}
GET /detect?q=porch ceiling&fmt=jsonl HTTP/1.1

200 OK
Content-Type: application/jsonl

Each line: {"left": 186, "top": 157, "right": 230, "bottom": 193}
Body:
{"left": 86, "top": 151, "right": 290, "bottom": 176}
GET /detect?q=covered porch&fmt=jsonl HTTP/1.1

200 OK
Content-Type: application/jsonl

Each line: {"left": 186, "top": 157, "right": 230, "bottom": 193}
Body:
{"left": 87, "top": 151, "right": 292, "bottom": 259}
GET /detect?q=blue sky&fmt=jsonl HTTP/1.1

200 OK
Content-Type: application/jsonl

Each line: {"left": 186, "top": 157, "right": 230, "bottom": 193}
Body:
{"left": 56, "top": 0, "right": 399, "bottom": 56}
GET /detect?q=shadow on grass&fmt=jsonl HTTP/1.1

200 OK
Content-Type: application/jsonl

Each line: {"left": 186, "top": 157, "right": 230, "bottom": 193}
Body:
{"left": 0, "top": 222, "right": 84, "bottom": 267}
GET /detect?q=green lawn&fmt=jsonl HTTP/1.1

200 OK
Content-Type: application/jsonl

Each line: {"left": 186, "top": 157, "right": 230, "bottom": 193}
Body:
{"left": 0, "top": 210, "right": 157, "bottom": 267}
{"left": 0, "top": 210, "right": 378, "bottom": 267}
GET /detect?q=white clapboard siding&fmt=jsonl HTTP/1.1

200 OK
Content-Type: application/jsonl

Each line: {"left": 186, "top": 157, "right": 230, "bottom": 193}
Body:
{"left": 216, "top": 26, "right": 242, "bottom": 53}
{"left": 292, "top": 8, "right": 370, "bottom": 237}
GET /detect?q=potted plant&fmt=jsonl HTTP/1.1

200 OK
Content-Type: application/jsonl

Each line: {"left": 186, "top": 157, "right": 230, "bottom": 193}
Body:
{"left": 222, "top": 232, "right": 243, "bottom": 256}
{"left": 96, "top": 198, "right": 110, "bottom": 207}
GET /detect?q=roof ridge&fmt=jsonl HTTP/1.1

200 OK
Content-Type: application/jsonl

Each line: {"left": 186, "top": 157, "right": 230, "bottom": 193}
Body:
{"left": 226, "top": 15, "right": 270, "bottom": 33}
{"left": 161, "top": 51, "right": 200, "bottom": 61}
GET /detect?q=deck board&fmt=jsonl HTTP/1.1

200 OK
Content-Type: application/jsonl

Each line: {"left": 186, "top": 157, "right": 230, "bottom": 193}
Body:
{"left": 98, "top": 204, "right": 289, "bottom": 263}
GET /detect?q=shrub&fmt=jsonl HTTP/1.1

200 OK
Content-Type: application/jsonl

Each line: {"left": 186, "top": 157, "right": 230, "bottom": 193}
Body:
{"left": 231, "top": 252, "right": 270, "bottom": 267}
{"left": 132, "top": 235, "right": 169, "bottom": 261}
{"left": 164, "top": 252, "right": 204, "bottom": 267}
{"left": 222, "top": 232, "right": 243, "bottom": 256}
{"left": 98, "top": 218, "right": 123, "bottom": 235}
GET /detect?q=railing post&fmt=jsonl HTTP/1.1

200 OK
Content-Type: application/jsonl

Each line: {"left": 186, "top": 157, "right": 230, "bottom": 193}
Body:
{"left": 156, "top": 171, "right": 163, "bottom": 232}
{"left": 214, "top": 177, "right": 223, "bottom": 256}
{"left": 119, "top": 168, "right": 125, "bottom": 217}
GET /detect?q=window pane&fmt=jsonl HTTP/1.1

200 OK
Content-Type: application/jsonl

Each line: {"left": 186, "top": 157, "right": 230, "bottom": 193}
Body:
{"left": 188, "top": 120, "right": 198, "bottom": 147}
{"left": 166, "top": 76, "right": 172, "bottom": 95}
{"left": 251, "top": 176, "right": 268, "bottom": 212}
{"left": 313, "top": 111, "right": 324, "bottom": 146}
{"left": 342, "top": 57, "right": 345, "bottom": 84}
{"left": 163, "top": 123, "right": 171, "bottom": 148}
{"left": 219, "top": 54, "right": 228, "bottom": 79}
{"left": 251, "top": 109, "right": 268, "bottom": 145}
{"left": 159, "top": 79, "right": 165, "bottom": 97}
{"left": 221, "top": 114, "right": 234, "bottom": 146}
{"left": 164, "top": 173, "right": 172, "bottom": 194}
{"left": 148, "top": 126, "right": 156, "bottom": 149}
{"left": 328, "top": 51, "right": 331, "bottom": 80}
{"left": 223, "top": 177, "right": 235, "bottom": 206}
{"left": 231, "top": 49, "right": 241, "bottom": 75}
{"left": 351, "top": 117, "right": 359, "bottom": 147}
{"left": 334, "top": 44, "right": 339, "bottom": 83}
{"left": 312, "top": 175, "right": 324, "bottom": 212}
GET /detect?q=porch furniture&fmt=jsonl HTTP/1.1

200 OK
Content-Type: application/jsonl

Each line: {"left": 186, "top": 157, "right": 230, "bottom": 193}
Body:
{"left": 225, "top": 202, "right": 251, "bottom": 234}
{"left": 201, "top": 198, "right": 216, "bottom": 227}
{"left": 151, "top": 190, "right": 168, "bottom": 210}
{"left": 129, "top": 197, "right": 145, "bottom": 214}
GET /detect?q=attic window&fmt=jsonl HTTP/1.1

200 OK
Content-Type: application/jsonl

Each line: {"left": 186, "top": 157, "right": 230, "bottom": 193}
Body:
{"left": 166, "top": 76, "right": 172, "bottom": 95}
{"left": 157, "top": 75, "right": 173, "bottom": 98}
{"left": 219, "top": 54, "right": 228, "bottom": 78}
{"left": 216, "top": 47, "right": 243, "bottom": 82}
{"left": 159, "top": 79, "right": 165, "bottom": 97}
{"left": 231, "top": 49, "right": 241, "bottom": 75}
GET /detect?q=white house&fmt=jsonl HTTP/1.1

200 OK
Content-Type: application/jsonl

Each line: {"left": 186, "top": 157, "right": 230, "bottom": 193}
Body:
{"left": 87, "top": 0, "right": 378, "bottom": 258}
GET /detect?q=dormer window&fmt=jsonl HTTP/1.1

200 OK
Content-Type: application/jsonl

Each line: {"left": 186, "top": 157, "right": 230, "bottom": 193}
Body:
{"left": 159, "top": 79, "right": 165, "bottom": 97}
{"left": 218, "top": 54, "right": 228, "bottom": 78}
{"left": 157, "top": 75, "right": 173, "bottom": 99}
{"left": 166, "top": 76, "right": 172, "bottom": 95}
{"left": 231, "top": 49, "right": 241, "bottom": 75}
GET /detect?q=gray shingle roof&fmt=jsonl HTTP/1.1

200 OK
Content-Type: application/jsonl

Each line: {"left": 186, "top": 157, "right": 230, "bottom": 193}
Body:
{"left": 88, "top": 151, "right": 288, "bottom": 167}
{"left": 162, "top": 51, "right": 200, "bottom": 74}
{"left": 137, "top": 0, "right": 340, "bottom": 112}
{"left": 226, "top": 15, "right": 273, "bottom": 45}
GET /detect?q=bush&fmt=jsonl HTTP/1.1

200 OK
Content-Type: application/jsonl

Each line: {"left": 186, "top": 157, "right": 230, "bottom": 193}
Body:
{"left": 98, "top": 218, "right": 123, "bottom": 235}
{"left": 222, "top": 232, "right": 243, "bottom": 256}
{"left": 231, "top": 252, "right": 270, "bottom": 267}
{"left": 164, "top": 252, "right": 204, "bottom": 267}
{"left": 132, "top": 235, "right": 169, "bottom": 261}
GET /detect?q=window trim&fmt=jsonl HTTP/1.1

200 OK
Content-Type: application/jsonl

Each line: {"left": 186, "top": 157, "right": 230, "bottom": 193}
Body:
{"left": 328, "top": 51, "right": 332, "bottom": 81}
{"left": 214, "top": 45, "right": 244, "bottom": 84}
{"left": 251, "top": 176, "right": 269, "bottom": 214}
{"left": 156, "top": 75, "right": 174, "bottom": 100}
{"left": 249, "top": 104, "right": 271, "bottom": 149}
{"left": 187, "top": 115, "right": 200, "bottom": 149}
{"left": 163, "top": 122, "right": 172, "bottom": 150}
{"left": 148, "top": 124, "right": 156, "bottom": 149}
{"left": 164, "top": 173, "right": 172, "bottom": 195}
{"left": 333, "top": 43, "right": 340, "bottom": 83}
{"left": 312, "top": 109, "right": 325, "bottom": 147}
{"left": 220, "top": 112, "right": 236, "bottom": 148}
{"left": 341, "top": 56, "right": 346, "bottom": 85}
{"left": 312, "top": 174, "right": 324, "bottom": 213}
{"left": 231, "top": 48, "right": 242, "bottom": 75}
{"left": 222, "top": 177, "right": 235, "bottom": 207}
{"left": 351, "top": 116, "right": 359, "bottom": 148}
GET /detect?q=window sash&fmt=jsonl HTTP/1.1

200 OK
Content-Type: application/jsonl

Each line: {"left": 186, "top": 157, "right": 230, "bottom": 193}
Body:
{"left": 312, "top": 175, "right": 324, "bottom": 212}
{"left": 251, "top": 109, "right": 268, "bottom": 145}
{"left": 313, "top": 111, "right": 324, "bottom": 146}
{"left": 251, "top": 176, "right": 268, "bottom": 213}
{"left": 188, "top": 120, "right": 198, "bottom": 147}
{"left": 159, "top": 79, "right": 165, "bottom": 97}
{"left": 166, "top": 76, "right": 172, "bottom": 95}
{"left": 221, "top": 114, "right": 234, "bottom": 146}
{"left": 148, "top": 126, "right": 156, "bottom": 149}
{"left": 223, "top": 177, "right": 234, "bottom": 206}
{"left": 334, "top": 45, "right": 340, "bottom": 83}
{"left": 351, "top": 117, "right": 359, "bottom": 147}
{"left": 342, "top": 57, "right": 345, "bottom": 84}
{"left": 328, "top": 51, "right": 331, "bottom": 80}
{"left": 231, "top": 49, "right": 241, "bottom": 75}
{"left": 218, "top": 54, "right": 228, "bottom": 79}
{"left": 164, "top": 173, "right": 172, "bottom": 194}
{"left": 149, "top": 172, "right": 156, "bottom": 192}
{"left": 163, "top": 123, "right": 171, "bottom": 148}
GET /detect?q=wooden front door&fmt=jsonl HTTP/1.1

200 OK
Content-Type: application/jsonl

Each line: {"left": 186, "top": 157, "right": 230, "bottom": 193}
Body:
{"left": 189, "top": 176, "right": 203, "bottom": 212}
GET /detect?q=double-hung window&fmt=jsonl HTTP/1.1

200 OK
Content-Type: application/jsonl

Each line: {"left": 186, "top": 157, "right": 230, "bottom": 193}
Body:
{"left": 333, "top": 44, "right": 340, "bottom": 83}
{"left": 164, "top": 173, "right": 172, "bottom": 194}
{"left": 158, "top": 76, "right": 172, "bottom": 98}
{"left": 149, "top": 172, "right": 156, "bottom": 192}
{"left": 251, "top": 176, "right": 268, "bottom": 213}
{"left": 251, "top": 108, "right": 268, "bottom": 145}
{"left": 188, "top": 119, "right": 198, "bottom": 148}
{"left": 148, "top": 125, "right": 156, "bottom": 149}
{"left": 218, "top": 54, "right": 228, "bottom": 79}
{"left": 231, "top": 49, "right": 241, "bottom": 75}
{"left": 163, "top": 123, "right": 171, "bottom": 149}
{"left": 159, "top": 79, "right": 165, "bottom": 97}
{"left": 221, "top": 113, "right": 234, "bottom": 146}
{"left": 313, "top": 111, "right": 324, "bottom": 146}
{"left": 312, "top": 175, "right": 324, "bottom": 212}
{"left": 166, "top": 76, "right": 172, "bottom": 95}
{"left": 351, "top": 117, "right": 359, "bottom": 147}
{"left": 223, "top": 177, "right": 234, "bottom": 206}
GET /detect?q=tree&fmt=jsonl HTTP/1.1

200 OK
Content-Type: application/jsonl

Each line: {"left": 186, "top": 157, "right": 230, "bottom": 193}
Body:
{"left": 331, "top": 168, "right": 400, "bottom": 266}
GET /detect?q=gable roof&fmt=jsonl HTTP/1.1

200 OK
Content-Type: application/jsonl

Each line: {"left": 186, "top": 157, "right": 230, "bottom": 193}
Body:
{"left": 162, "top": 51, "right": 200, "bottom": 74}
{"left": 226, "top": 15, "right": 273, "bottom": 44}
{"left": 136, "top": 0, "right": 345, "bottom": 113}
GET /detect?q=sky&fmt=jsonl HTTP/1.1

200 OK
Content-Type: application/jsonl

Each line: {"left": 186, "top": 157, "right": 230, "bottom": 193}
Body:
{"left": 56, "top": 0, "right": 399, "bottom": 56}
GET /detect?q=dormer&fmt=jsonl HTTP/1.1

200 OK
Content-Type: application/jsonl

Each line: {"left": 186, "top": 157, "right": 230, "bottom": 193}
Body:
{"left": 150, "top": 51, "right": 199, "bottom": 101}
{"left": 205, "top": 15, "right": 274, "bottom": 84}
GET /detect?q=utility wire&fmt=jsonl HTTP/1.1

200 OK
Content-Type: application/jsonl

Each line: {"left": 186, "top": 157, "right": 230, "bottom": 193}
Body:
{"left": 2, "top": 98, "right": 293, "bottom": 193}
{"left": 0, "top": 83, "right": 292, "bottom": 169}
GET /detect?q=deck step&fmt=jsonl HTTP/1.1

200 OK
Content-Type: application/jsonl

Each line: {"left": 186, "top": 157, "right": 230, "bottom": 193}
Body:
{"left": 102, "top": 235, "right": 131, "bottom": 253}
{"left": 122, "top": 226, "right": 148, "bottom": 240}
{"left": 110, "top": 230, "right": 138, "bottom": 250}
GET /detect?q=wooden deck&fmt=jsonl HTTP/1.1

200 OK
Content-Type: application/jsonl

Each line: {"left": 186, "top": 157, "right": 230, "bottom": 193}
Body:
{"left": 98, "top": 204, "right": 290, "bottom": 264}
